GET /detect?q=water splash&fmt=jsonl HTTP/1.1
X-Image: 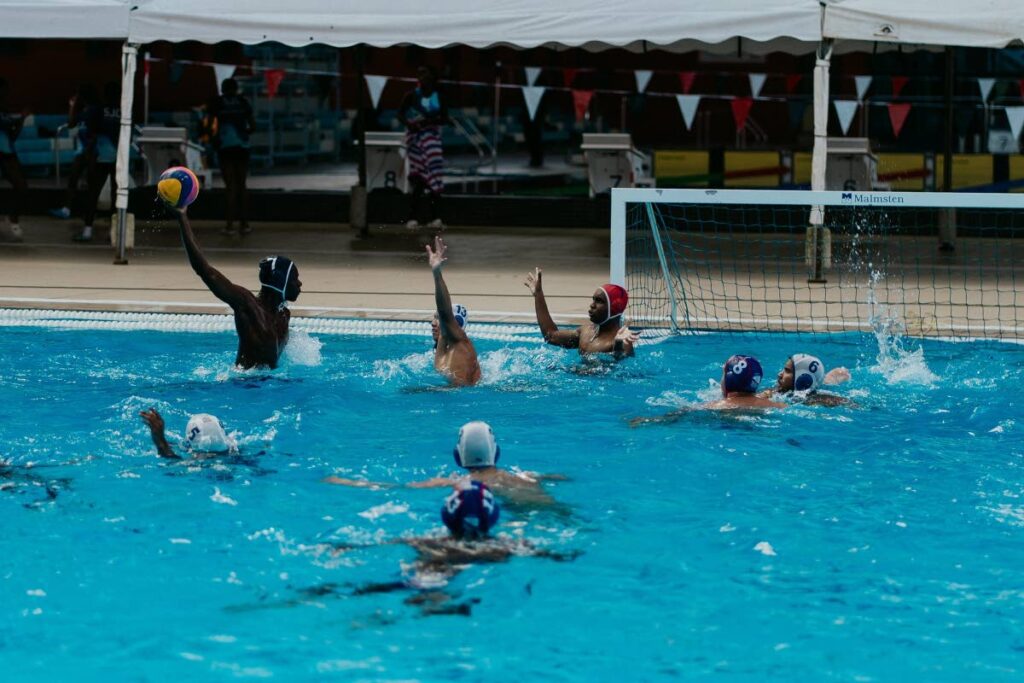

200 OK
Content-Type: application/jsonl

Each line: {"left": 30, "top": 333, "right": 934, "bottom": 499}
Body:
{"left": 283, "top": 331, "right": 322, "bottom": 366}
{"left": 867, "top": 270, "right": 937, "bottom": 386}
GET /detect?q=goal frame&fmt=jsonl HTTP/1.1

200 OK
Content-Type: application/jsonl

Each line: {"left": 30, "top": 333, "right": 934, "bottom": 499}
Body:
{"left": 610, "top": 187, "right": 1024, "bottom": 285}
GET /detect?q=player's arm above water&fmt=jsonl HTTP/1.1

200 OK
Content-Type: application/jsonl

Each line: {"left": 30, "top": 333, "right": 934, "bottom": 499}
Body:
{"left": 524, "top": 268, "right": 581, "bottom": 348}
{"left": 322, "top": 474, "right": 457, "bottom": 489}
{"left": 174, "top": 208, "right": 251, "bottom": 310}
{"left": 824, "top": 367, "right": 852, "bottom": 385}
{"left": 426, "top": 236, "right": 467, "bottom": 343}
{"left": 139, "top": 409, "right": 180, "bottom": 459}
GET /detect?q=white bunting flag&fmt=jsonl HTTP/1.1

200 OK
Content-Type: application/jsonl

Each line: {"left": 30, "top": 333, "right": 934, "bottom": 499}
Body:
{"left": 212, "top": 63, "right": 236, "bottom": 89}
{"left": 635, "top": 70, "right": 653, "bottom": 93}
{"left": 1006, "top": 107, "right": 1024, "bottom": 141}
{"left": 854, "top": 75, "right": 872, "bottom": 102}
{"left": 977, "top": 77, "right": 996, "bottom": 102}
{"left": 833, "top": 100, "right": 859, "bottom": 135}
{"left": 676, "top": 94, "right": 701, "bottom": 130}
{"left": 749, "top": 73, "right": 766, "bottom": 98}
{"left": 365, "top": 75, "right": 388, "bottom": 108}
{"left": 525, "top": 67, "right": 542, "bottom": 87}
{"left": 522, "top": 86, "right": 546, "bottom": 121}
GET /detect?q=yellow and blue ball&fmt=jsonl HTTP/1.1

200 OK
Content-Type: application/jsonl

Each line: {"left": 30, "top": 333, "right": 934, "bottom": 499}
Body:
{"left": 157, "top": 166, "right": 200, "bottom": 208}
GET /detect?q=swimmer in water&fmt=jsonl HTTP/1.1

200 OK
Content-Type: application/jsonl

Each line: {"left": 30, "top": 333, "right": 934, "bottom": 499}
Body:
{"left": 426, "top": 235, "right": 481, "bottom": 386}
{"left": 525, "top": 268, "right": 638, "bottom": 359}
{"left": 139, "top": 408, "right": 237, "bottom": 459}
{"left": 0, "top": 458, "right": 70, "bottom": 507}
{"left": 630, "top": 354, "right": 785, "bottom": 426}
{"left": 335, "top": 482, "right": 578, "bottom": 615}
{"left": 760, "top": 354, "right": 853, "bottom": 407}
{"left": 325, "top": 421, "right": 566, "bottom": 510}
{"left": 174, "top": 207, "right": 301, "bottom": 369}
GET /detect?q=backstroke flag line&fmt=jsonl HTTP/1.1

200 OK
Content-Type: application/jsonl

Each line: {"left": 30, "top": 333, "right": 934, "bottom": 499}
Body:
{"left": 365, "top": 75, "right": 388, "bottom": 108}
{"left": 522, "top": 86, "right": 545, "bottom": 121}
{"left": 212, "top": 64, "right": 236, "bottom": 90}
{"left": 1006, "top": 107, "right": 1024, "bottom": 141}
{"left": 676, "top": 95, "right": 700, "bottom": 130}
{"left": 635, "top": 70, "right": 653, "bottom": 93}
{"left": 834, "top": 100, "right": 858, "bottom": 135}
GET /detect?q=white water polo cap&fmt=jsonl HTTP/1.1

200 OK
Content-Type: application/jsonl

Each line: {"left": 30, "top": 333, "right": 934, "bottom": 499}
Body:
{"left": 453, "top": 421, "right": 500, "bottom": 469}
{"left": 185, "top": 414, "right": 234, "bottom": 453}
{"left": 791, "top": 354, "right": 825, "bottom": 392}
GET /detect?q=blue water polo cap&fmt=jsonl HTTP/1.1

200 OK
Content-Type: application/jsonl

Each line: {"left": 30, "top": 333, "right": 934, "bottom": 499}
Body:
{"left": 258, "top": 255, "right": 295, "bottom": 297}
{"left": 723, "top": 355, "right": 763, "bottom": 394}
{"left": 441, "top": 481, "right": 500, "bottom": 538}
{"left": 452, "top": 303, "right": 468, "bottom": 329}
{"left": 791, "top": 353, "right": 825, "bottom": 392}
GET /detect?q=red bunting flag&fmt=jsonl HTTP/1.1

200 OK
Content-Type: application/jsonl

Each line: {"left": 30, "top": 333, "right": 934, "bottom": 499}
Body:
{"left": 891, "top": 75, "right": 909, "bottom": 98}
{"left": 572, "top": 89, "right": 594, "bottom": 122}
{"left": 143, "top": 57, "right": 151, "bottom": 77}
{"left": 563, "top": 68, "right": 578, "bottom": 88}
{"left": 731, "top": 97, "right": 754, "bottom": 131}
{"left": 264, "top": 69, "right": 286, "bottom": 99}
{"left": 785, "top": 74, "right": 802, "bottom": 94}
{"left": 1019, "top": 79, "right": 1024, "bottom": 99}
{"left": 888, "top": 102, "right": 912, "bottom": 138}
{"left": 679, "top": 71, "right": 697, "bottom": 94}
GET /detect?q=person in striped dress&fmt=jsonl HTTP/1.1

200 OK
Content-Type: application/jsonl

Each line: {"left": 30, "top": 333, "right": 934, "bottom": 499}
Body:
{"left": 398, "top": 66, "right": 449, "bottom": 230}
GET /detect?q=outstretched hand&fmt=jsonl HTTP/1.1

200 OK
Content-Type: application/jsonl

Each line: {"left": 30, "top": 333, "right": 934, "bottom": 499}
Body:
{"left": 425, "top": 235, "right": 447, "bottom": 271}
{"left": 824, "top": 367, "right": 852, "bottom": 385}
{"left": 615, "top": 325, "right": 640, "bottom": 345}
{"left": 139, "top": 408, "right": 165, "bottom": 434}
{"left": 524, "top": 267, "right": 543, "bottom": 295}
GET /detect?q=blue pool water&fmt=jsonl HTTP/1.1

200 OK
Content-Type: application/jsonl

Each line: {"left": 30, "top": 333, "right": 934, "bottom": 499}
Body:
{"left": 1, "top": 323, "right": 1023, "bottom": 681}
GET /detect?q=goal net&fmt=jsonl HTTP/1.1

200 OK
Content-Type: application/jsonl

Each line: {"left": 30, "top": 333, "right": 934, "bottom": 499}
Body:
{"left": 611, "top": 189, "right": 1024, "bottom": 339}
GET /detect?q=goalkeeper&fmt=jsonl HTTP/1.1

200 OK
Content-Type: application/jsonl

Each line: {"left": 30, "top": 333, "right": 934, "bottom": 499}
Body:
{"left": 524, "top": 267, "right": 638, "bottom": 359}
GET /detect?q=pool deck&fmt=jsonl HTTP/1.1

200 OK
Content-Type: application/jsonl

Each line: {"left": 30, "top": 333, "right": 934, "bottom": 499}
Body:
{"left": 0, "top": 216, "right": 608, "bottom": 324}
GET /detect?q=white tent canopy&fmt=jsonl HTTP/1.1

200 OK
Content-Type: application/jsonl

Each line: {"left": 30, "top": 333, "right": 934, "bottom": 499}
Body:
{"left": 127, "top": 0, "right": 823, "bottom": 50}
{"left": 0, "top": 0, "right": 131, "bottom": 39}
{"left": 823, "top": 0, "right": 1024, "bottom": 48}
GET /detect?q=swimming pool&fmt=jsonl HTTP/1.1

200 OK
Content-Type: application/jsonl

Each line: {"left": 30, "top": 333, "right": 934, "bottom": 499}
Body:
{"left": 1, "top": 317, "right": 1022, "bottom": 681}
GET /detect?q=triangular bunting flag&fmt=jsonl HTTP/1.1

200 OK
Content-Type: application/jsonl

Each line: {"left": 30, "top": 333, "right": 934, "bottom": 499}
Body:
{"left": 264, "top": 69, "right": 286, "bottom": 100}
{"left": 522, "top": 86, "right": 545, "bottom": 121}
{"left": 891, "top": 75, "right": 909, "bottom": 98}
{"left": 1006, "top": 107, "right": 1024, "bottom": 141}
{"left": 977, "top": 77, "right": 996, "bottom": 102}
{"left": 572, "top": 89, "right": 594, "bottom": 122}
{"left": 168, "top": 61, "right": 184, "bottom": 85}
{"left": 525, "top": 66, "right": 541, "bottom": 87}
{"left": 364, "top": 75, "right": 388, "bottom": 108}
{"left": 731, "top": 97, "right": 754, "bottom": 131}
{"left": 788, "top": 100, "right": 807, "bottom": 130}
{"left": 676, "top": 94, "right": 701, "bottom": 130}
{"left": 563, "top": 68, "right": 578, "bottom": 88}
{"left": 635, "top": 70, "right": 653, "bottom": 94}
{"left": 679, "top": 71, "right": 696, "bottom": 94}
{"left": 213, "top": 63, "right": 236, "bottom": 91}
{"left": 833, "top": 100, "right": 858, "bottom": 135}
{"left": 888, "top": 102, "right": 912, "bottom": 138}
{"left": 748, "top": 73, "right": 766, "bottom": 98}
{"left": 785, "top": 74, "right": 802, "bottom": 94}
{"left": 854, "top": 75, "right": 872, "bottom": 102}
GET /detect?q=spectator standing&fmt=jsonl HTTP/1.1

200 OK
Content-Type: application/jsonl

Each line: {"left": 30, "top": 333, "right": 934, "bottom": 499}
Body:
{"left": 398, "top": 66, "right": 449, "bottom": 230}
{"left": 207, "top": 78, "right": 254, "bottom": 236}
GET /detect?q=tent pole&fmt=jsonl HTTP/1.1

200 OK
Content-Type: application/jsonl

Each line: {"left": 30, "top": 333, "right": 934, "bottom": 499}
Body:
{"left": 492, "top": 60, "right": 501, "bottom": 193}
{"left": 810, "top": 39, "right": 832, "bottom": 196}
{"left": 115, "top": 42, "right": 139, "bottom": 265}
{"left": 808, "top": 38, "right": 832, "bottom": 283}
